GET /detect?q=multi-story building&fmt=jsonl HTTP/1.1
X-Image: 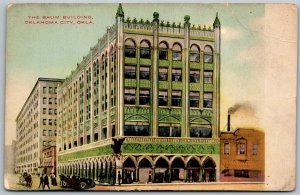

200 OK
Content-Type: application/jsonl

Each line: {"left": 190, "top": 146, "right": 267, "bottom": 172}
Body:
{"left": 220, "top": 126, "right": 265, "bottom": 182}
{"left": 57, "top": 4, "right": 221, "bottom": 183}
{"left": 41, "top": 146, "right": 57, "bottom": 175}
{"left": 15, "top": 78, "right": 64, "bottom": 175}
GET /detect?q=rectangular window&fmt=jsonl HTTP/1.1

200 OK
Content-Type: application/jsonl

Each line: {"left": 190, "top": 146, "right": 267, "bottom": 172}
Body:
{"left": 139, "top": 89, "right": 150, "bottom": 105}
{"left": 94, "top": 133, "right": 99, "bottom": 142}
{"left": 190, "top": 91, "right": 199, "bottom": 108}
{"left": 204, "top": 53, "right": 213, "bottom": 63}
{"left": 253, "top": 144, "right": 258, "bottom": 155}
{"left": 124, "top": 125, "right": 150, "bottom": 136}
{"left": 172, "top": 51, "right": 182, "bottom": 61}
{"left": 125, "top": 47, "right": 136, "bottom": 58}
{"left": 237, "top": 143, "right": 246, "bottom": 155}
{"left": 159, "top": 90, "right": 168, "bottom": 106}
{"left": 80, "top": 137, "right": 83, "bottom": 146}
{"left": 224, "top": 143, "right": 230, "bottom": 155}
{"left": 54, "top": 87, "right": 57, "bottom": 93}
{"left": 49, "top": 98, "right": 52, "bottom": 105}
{"left": 43, "top": 129, "right": 47, "bottom": 136}
{"left": 49, "top": 108, "right": 52, "bottom": 115}
{"left": 172, "top": 91, "right": 182, "bottom": 107}
{"left": 54, "top": 109, "right": 57, "bottom": 115}
{"left": 140, "top": 47, "right": 151, "bottom": 59}
{"left": 43, "top": 119, "right": 47, "bottom": 125}
{"left": 43, "top": 87, "right": 47, "bottom": 94}
{"left": 49, "top": 119, "right": 52, "bottom": 126}
{"left": 203, "top": 93, "right": 213, "bottom": 108}
{"left": 204, "top": 71, "right": 213, "bottom": 83}
{"left": 190, "top": 127, "right": 212, "bottom": 138}
{"left": 158, "top": 126, "right": 181, "bottom": 137}
{"left": 190, "top": 70, "right": 200, "bottom": 83}
{"left": 48, "top": 130, "right": 52, "bottom": 136}
{"left": 140, "top": 66, "right": 150, "bottom": 80}
{"left": 43, "top": 97, "right": 47, "bottom": 104}
{"left": 43, "top": 108, "right": 46, "bottom": 114}
{"left": 159, "top": 50, "right": 168, "bottom": 60}
{"left": 124, "top": 65, "right": 136, "bottom": 79}
{"left": 74, "top": 141, "right": 77, "bottom": 147}
{"left": 49, "top": 87, "right": 53, "bottom": 94}
{"left": 124, "top": 88, "right": 136, "bottom": 105}
{"left": 87, "top": 135, "right": 91, "bottom": 144}
{"left": 159, "top": 67, "right": 168, "bottom": 81}
{"left": 102, "top": 127, "right": 107, "bottom": 139}
{"left": 172, "top": 69, "right": 182, "bottom": 82}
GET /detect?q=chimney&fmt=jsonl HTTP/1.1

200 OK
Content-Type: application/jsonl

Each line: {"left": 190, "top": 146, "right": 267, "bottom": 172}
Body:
{"left": 227, "top": 114, "right": 231, "bottom": 131}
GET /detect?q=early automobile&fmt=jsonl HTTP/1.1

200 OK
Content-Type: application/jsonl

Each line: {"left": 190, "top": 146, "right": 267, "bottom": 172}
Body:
{"left": 60, "top": 175, "right": 95, "bottom": 190}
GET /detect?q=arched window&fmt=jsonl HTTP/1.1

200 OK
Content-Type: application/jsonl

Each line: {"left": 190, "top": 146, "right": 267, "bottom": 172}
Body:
{"left": 140, "top": 40, "right": 151, "bottom": 59}
{"left": 172, "top": 43, "right": 182, "bottom": 61}
{"left": 204, "top": 45, "right": 213, "bottom": 63}
{"left": 125, "top": 39, "right": 136, "bottom": 58}
{"left": 190, "top": 44, "right": 200, "bottom": 63}
{"left": 159, "top": 42, "right": 168, "bottom": 60}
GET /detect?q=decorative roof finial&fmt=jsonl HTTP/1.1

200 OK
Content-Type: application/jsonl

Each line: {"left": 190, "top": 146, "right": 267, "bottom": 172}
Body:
{"left": 153, "top": 12, "right": 159, "bottom": 22}
{"left": 184, "top": 15, "right": 190, "bottom": 24}
{"left": 116, "top": 3, "right": 124, "bottom": 18}
{"left": 213, "top": 12, "right": 221, "bottom": 28}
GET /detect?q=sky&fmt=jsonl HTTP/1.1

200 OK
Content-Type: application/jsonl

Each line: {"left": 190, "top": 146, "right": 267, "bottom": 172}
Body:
{"left": 5, "top": 3, "right": 265, "bottom": 145}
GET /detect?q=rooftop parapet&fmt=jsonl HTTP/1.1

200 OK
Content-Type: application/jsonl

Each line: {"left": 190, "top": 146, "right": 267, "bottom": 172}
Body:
{"left": 123, "top": 16, "right": 215, "bottom": 38}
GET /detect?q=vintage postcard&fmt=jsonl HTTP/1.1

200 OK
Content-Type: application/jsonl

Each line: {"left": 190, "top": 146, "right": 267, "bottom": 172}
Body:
{"left": 4, "top": 3, "right": 297, "bottom": 191}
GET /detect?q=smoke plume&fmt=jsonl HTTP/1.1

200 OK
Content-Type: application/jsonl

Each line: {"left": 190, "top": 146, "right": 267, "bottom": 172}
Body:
{"left": 228, "top": 102, "right": 255, "bottom": 115}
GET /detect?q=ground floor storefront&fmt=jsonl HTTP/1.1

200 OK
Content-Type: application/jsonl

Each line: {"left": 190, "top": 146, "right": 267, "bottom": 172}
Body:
{"left": 57, "top": 154, "right": 220, "bottom": 184}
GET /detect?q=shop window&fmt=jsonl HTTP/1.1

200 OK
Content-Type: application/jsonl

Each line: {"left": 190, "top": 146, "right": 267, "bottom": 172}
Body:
{"left": 102, "top": 127, "right": 107, "bottom": 139}
{"left": 204, "top": 71, "right": 213, "bottom": 83}
{"left": 172, "top": 69, "right": 182, "bottom": 82}
{"left": 139, "top": 89, "right": 150, "bottom": 105}
{"left": 158, "top": 126, "right": 181, "bottom": 137}
{"left": 140, "top": 66, "right": 150, "bottom": 80}
{"left": 234, "top": 170, "right": 249, "bottom": 178}
{"left": 190, "top": 91, "right": 199, "bottom": 108}
{"left": 172, "top": 90, "right": 181, "bottom": 107}
{"left": 190, "top": 69, "right": 200, "bottom": 83}
{"left": 124, "top": 125, "right": 150, "bottom": 136}
{"left": 159, "top": 90, "right": 168, "bottom": 106}
{"left": 203, "top": 93, "right": 213, "bottom": 108}
{"left": 190, "top": 127, "right": 212, "bottom": 138}
{"left": 94, "top": 133, "right": 98, "bottom": 142}
{"left": 124, "top": 88, "right": 136, "bottom": 105}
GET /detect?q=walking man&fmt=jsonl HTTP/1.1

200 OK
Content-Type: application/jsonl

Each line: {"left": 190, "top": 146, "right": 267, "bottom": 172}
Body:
{"left": 117, "top": 171, "right": 121, "bottom": 185}
{"left": 38, "top": 174, "right": 44, "bottom": 189}
{"left": 43, "top": 174, "right": 50, "bottom": 190}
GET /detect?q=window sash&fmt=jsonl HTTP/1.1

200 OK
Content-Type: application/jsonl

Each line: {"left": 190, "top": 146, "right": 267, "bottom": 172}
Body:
{"left": 190, "top": 53, "right": 200, "bottom": 62}
{"left": 159, "top": 50, "right": 168, "bottom": 60}
{"left": 172, "top": 51, "right": 182, "bottom": 61}
{"left": 125, "top": 47, "right": 136, "bottom": 58}
{"left": 204, "top": 54, "right": 213, "bottom": 63}
{"left": 140, "top": 47, "right": 151, "bottom": 59}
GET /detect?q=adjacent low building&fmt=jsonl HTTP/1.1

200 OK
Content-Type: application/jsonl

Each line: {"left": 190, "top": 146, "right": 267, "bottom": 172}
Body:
{"left": 220, "top": 126, "right": 265, "bottom": 182}
{"left": 15, "top": 78, "right": 64, "bottom": 175}
{"left": 41, "top": 146, "right": 57, "bottom": 175}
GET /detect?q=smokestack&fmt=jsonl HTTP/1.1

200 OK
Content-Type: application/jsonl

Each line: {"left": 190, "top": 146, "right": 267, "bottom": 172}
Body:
{"left": 227, "top": 114, "right": 231, "bottom": 131}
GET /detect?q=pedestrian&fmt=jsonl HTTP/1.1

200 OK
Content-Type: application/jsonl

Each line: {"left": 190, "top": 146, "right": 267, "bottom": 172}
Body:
{"left": 147, "top": 171, "right": 152, "bottom": 183}
{"left": 38, "top": 174, "right": 44, "bottom": 189}
{"left": 43, "top": 174, "right": 50, "bottom": 190}
{"left": 52, "top": 173, "right": 57, "bottom": 186}
{"left": 117, "top": 171, "right": 121, "bottom": 185}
